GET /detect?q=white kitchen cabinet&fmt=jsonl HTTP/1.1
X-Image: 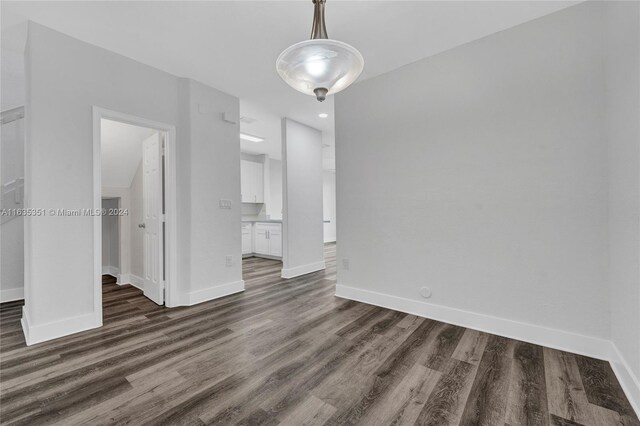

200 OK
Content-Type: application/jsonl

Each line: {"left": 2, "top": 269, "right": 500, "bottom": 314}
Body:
{"left": 241, "top": 223, "right": 253, "bottom": 255}
{"left": 268, "top": 226, "right": 282, "bottom": 257}
{"left": 254, "top": 225, "right": 269, "bottom": 255}
{"left": 240, "top": 160, "right": 264, "bottom": 203}
{"left": 253, "top": 223, "right": 282, "bottom": 258}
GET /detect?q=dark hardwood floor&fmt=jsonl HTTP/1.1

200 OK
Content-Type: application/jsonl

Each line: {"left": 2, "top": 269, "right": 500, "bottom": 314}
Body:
{"left": 1, "top": 243, "right": 637, "bottom": 425}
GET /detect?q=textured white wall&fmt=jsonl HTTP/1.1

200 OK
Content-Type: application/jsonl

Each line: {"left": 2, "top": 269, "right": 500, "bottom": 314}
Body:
{"left": 323, "top": 171, "right": 336, "bottom": 243}
{"left": 269, "top": 158, "right": 283, "bottom": 220}
{"left": 101, "top": 198, "right": 119, "bottom": 272}
{"left": 336, "top": 2, "right": 610, "bottom": 339}
{"left": 0, "top": 117, "right": 24, "bottom": 301}
{"left": 185, "top": 79, "right": 241, "bottom": 293}
{"left": 24, "top": 22, "right": 241, "bottom": 339}
{"left": 282, "top": 119, "right": 325, "bottom": 277}
{"left": 605, "top": 1, "right": 640, "bottom": 393}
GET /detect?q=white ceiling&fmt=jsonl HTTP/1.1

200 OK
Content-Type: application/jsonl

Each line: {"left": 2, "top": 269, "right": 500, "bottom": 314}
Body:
{"left": 101, "top": 119, "right": 157, "bottom": 188}
{"left": 239, "top": 99, "right": 337, "bottom": 170}
{"left": 2, "top": 1, "right": 578, "bottom": 157}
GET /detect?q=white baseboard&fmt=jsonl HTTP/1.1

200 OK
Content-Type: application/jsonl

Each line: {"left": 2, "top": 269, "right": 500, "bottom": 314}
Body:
{"left": 21, "top": 307, "right": 102, "bottom": 346}
{"left": 102, "top": 265, "right": 119, "bottom": 276}
{"left": 1, "top": 287, "right": 24, "bottom": 302}
{"left": 125, "top": 274, "right": 144, "bottom": 291}
{"left": 182, "top": 280, "right": 245, "bottom": 306}
{"left": 335, "top": 283, "right": 640, "bottom": 418}
{"left": 281, "top": 261, "right": 326, "bottom": 279}
{"left": 335, "top": 284, "right": 612, "bottom": 361}
{"left": 609, "top": 343, "right": 640, "bottom": 417}
{"left": 116, "top": 273, "right": 129, "bottom": 286}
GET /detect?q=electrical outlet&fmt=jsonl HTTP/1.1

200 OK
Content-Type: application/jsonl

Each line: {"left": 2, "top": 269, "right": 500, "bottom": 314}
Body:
{"left": 219, "top": 199, "right": 232, "bottom": 209}
{"left": 420, "top": 287, "right": 432, "bottom": 299}
{"left": 342, "top": 258, "right": 350, "bottom": 270}
{"left": 225, "top": 255, "right": 233, "bottom": 267}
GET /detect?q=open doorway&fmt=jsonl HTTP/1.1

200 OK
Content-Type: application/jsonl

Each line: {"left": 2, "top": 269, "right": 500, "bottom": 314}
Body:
{"left": 238, "top": 104, "right": 284, "bottom": 281}
{"left": 240, "top": 154, "right": 283, "bottom": 278}
{"left": 94, "top": 108, "right": 177, "bottom": 316}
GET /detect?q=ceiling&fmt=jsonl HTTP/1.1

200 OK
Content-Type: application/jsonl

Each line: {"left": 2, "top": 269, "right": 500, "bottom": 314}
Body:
{"left": 2, "top": 1, "right": 578, "bottom": 163}
{"left": 101, "top": 119, "right": 157, "bottom": 188}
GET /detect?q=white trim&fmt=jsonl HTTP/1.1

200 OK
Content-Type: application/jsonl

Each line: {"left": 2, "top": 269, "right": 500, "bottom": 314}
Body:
{"left": 181, "top": 280, "right": 245, "bottom": 306}
{"left": 118, "top": 273, "right": 144, "bottom": 291}
{"left": 21, "top": 306, "right": 101, "bottom": 346}
{"left": 93, "top": 107, "right": 178, "bottom": 310}
{"left": 116, "top": 273, "right": 129, "bottom": 286}
{"left": 1, "top": 287, "right": 24, "bottom": 303}
{"left": 281, "top": 261, "right": 326, "bottom": 279}
{"left": 92, "top": 108, "right": 103, "bottom": 327}
{"left": 102, "top": 266, "right": 119, "bottom": 276}
{"left": 250, "top": 253, "right": 282, "bottom": 261}
{"left": 335, "top": 284, "right": 612, "bottom": 361}
{"left": 609, "top": 343, "right": 640, "bottom": 417}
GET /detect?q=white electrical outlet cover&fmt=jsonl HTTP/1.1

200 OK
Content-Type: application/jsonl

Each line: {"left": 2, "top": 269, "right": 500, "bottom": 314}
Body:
{"left": 420, "top": 287, "right": 432, "bottom": 299}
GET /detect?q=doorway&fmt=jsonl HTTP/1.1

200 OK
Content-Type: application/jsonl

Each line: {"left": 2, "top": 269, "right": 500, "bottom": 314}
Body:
{"left": 93, "top": 108, "right": 177, "bottom": 314}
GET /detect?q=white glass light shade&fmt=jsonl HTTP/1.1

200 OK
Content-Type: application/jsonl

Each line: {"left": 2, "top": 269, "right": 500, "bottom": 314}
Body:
{"left": 276, "top": 39, "right": 364, "bottom": 101}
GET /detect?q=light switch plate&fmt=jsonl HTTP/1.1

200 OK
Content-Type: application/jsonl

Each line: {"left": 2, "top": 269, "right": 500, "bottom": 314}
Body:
{"left": 225, "top": 256, "right": 233, "bottom": 267}
{"left": 219, "top": 199, "right": 232, "bottom": 209}
{"left": 342, "top": 259, "right": 350, "bottom": 270}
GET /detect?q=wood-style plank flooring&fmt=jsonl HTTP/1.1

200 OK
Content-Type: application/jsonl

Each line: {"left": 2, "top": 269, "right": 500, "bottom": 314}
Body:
{"left": 1, "top": 243, "right": 638, "bottom": 425}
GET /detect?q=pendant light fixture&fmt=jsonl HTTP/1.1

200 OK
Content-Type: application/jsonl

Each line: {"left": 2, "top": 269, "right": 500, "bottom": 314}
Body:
{"left": 276, "top": 0, "right": 364, "bottom": 102}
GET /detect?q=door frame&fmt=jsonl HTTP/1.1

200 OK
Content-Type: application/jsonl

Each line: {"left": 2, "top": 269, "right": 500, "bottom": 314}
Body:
{"left": 93, "top": 107, "right": 178, "bottom": 312}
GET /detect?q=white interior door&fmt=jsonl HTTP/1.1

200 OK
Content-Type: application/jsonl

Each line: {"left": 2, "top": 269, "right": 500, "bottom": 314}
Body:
{"left": 142, "top": 133, "right": 164, "bottom": 305}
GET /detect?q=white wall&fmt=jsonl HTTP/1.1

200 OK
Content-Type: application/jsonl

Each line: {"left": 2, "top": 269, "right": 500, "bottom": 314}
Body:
{"left": 605, "top": 1, "right": 640, "bottom": 405}
{"left": 336, "top": 2, "right": 610, "bottom": 342}
{"left": 102, "top": 186, "right": 131, "bottom": 284}
{"left": 323, "top": 171, "right": 336, "bottom": 243}
{"left": 0, "top": 115, "right": 24, "bottom": 302}
{"left": 281, "top": 119, "right": 325, "bottom": 278}
{"left": 101, "top": 198, "right": 119, "bottom": 274}
{"left": 23, "top": 22, "right": 242, "bottom": 343}
{"left": 184, "top": 79, "right": 242, "bottom": 299}
{"left": 100, "top": 119, "right": 152, "bottom": 188}
{"left": 269, "top": 158, "right": 283, "bottom": 220}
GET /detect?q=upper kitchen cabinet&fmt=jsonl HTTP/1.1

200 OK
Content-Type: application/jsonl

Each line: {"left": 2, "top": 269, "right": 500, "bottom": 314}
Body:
{"left": 241, "top": 160, "right": 264, "bottom": 203}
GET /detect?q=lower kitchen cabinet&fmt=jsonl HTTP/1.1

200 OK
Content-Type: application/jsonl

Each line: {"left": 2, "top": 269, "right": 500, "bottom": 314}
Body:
{"left": 254, "top": 223, "right": 282, "bottom": 257}
{"left": 241, "top": 222, "right": 282, "bottom": 259}
{"left": 242, "top": 223, "right": 253, "bottom": 255}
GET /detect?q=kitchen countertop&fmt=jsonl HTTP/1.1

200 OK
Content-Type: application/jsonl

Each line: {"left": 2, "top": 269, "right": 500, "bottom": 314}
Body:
{"left": 242, "top": 219, "right": 283, "bottom": 223}
{"left": 242, "top": 219, "right": 331, "bottom": 224}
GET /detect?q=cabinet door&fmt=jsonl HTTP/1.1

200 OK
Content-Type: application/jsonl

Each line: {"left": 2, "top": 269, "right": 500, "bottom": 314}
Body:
{"left": 241, "top": 224, "right": 252, "bottom": 254}
{"left": 254, "top": 226, "right": 269, "bottom": 254}
{"left": 268, "top": 228, "right": 282, "bottom": 257}
{"left": 240, "top": 160, "right": 252, "bottom": 203}
{"left": 253, "top": 162, "right": 264, "bottom": 203}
